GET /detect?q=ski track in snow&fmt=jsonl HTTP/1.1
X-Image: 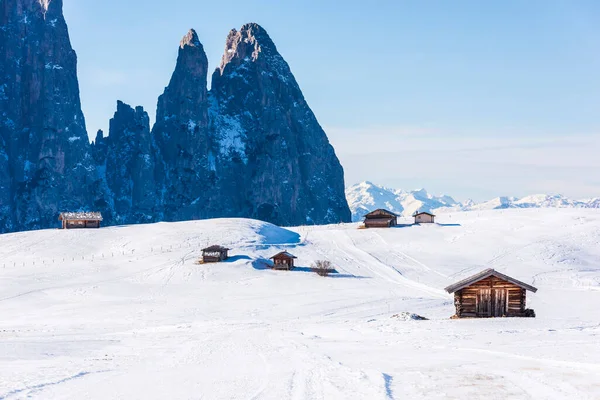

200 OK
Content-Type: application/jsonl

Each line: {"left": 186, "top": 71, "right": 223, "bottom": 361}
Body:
{"left": 0, "top": 210, "right": 599, "bottom": 399}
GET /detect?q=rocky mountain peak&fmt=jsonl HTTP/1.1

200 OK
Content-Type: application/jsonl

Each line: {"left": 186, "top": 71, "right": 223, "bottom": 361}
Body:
{"left": 0, "top": 15, "right": 352, "bottom": 232}
{"left": 151, "top": 29, "right": 213, "bottom": 222}
{"left": 209, "top": 23, "right": 351, "bottom": 225}
{"left": 216, "top": 23, "right": 282, "bottom": 75}
{"left": 97, "top": 100, "right": 156, "bottom": 224}
{"left": 156, "top": 28, "right": 208, "bottom": 123}
{"left": 180, "top": 28, "right": 201, "bottom": 49}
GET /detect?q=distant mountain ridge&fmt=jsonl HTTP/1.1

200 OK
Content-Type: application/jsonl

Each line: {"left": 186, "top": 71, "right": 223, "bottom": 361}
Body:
{"left": 346, "top": 181, "right": 600, "bottom": 222}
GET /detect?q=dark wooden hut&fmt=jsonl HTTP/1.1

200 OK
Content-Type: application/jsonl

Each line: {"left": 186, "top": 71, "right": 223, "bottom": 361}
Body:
{"left": 445, "top": 268, "right": 537, "bottom": 318}
{"left": 414, "top": 211, "right": 435, "bottom": 224}
{"left": 202, "top": 245, "right": 230, "bottom": 263}
{"left": 270, "top": 251, "right": 297, "bottom": 270}
{"left": 363, "top": 209, "right": 398, "bottom": 228}
{"left": 58, "top": 212, "right": 103, "bottom": 229}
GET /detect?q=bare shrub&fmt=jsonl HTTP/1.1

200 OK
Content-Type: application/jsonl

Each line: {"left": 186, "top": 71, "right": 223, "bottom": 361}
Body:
{"left": 313, "top": 260, "right": 334, "bottom": 277}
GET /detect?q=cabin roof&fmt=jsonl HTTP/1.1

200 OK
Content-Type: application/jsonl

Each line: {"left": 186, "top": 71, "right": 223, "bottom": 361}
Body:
{"left": 269, "top": 251, "right": 297, "bottom": 259}
{"left": 202, "top": 245, "right": 230, "bottom": 252}
{"left": 414, "top": 211, "right": 436, "bottom": 217}
{"left": 58, "top": 212, "right": 103, "bottom": 221}
{"left": 363, "top": 209, "right": 399, "bottom": 218}
{"left": 444, "top": 268, "right": 538, "bottom": 293}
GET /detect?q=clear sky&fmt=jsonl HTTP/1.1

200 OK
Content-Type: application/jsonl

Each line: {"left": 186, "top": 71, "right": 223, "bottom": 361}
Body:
{"left": 63, "top": 0, "right": 600, "bottom": 201}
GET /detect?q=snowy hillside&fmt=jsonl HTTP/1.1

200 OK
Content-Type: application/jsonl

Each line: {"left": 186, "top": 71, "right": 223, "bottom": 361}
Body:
{"left": 1, "top": 210, "right": 600, "bottom": 399}
{"left": 347, "top": 181, "right": 600, "bottom": 222}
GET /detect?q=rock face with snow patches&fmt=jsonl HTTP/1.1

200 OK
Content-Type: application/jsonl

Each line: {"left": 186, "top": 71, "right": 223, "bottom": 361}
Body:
{"left": 0, "top": 15, "right": 351, "bottom": 232}
{"left": 143, "top": 24, "right": 350, "bottom": 226}
{"left": 152, "top": 29, "right": 214, "bottom": 221}
{"left": 92, "top": 101, "right": 157, "bottom": 224}
{"left": 210, "top": 24, "right": 351, "bottom": 225}
{"left": 0, "top": 0, "right": 97, "bottom": 233}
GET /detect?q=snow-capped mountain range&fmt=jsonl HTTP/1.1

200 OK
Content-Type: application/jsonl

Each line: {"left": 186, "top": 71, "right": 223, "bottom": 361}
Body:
{"left": 346, "top": 181, "right": 600, "bottom": 222}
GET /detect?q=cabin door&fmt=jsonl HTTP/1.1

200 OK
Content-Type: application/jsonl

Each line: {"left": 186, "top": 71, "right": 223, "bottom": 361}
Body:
{"left": 492, "top": 289, "right": 507, "bottom": 317}
{"left": 476, "top": 289, "right": 492, "bottom": 317}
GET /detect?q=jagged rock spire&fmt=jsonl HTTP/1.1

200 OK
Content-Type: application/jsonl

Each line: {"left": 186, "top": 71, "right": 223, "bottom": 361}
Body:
{"left": 156, "top": 28, "right": 208, "bottom": 123}
{"left": 102, "top": 101, "right": 156, "bottom": 224}
{"left": 216, "top": 23, "right": 280, "bottom": 74}
{"left": 210, "top": 23, "right": 351, "bottom": 225}
{"left": 0, "top": 16, "right": 351, "bottom": 232}
{"left": 152, "top": 29, "right": 212, "bottom": 221}
{"left": 180, "top": 29, "right": 201, "bottom": 48}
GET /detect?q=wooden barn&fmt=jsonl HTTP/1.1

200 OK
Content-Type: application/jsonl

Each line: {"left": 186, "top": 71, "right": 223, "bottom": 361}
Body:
{"left": 363, "top": 209, "right": 398, "bottom": 228}
{"left": 414, "top": 211, "right": 435, "bottom": 224}
{"left": 202, "top": 245, "right": 230, "bottom": 263}
{"left": 58, "top": 212, "right": 103, "bottom": 229}
{"left": 270, "top": 251, "right": 297, "bottom": 270}
{"left": 445, "top": 268, "right": 537, "bottom": 318}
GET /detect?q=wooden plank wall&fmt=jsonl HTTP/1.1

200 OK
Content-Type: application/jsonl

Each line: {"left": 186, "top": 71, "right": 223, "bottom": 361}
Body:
{"left": 454, "top": 276, "right": 526, "bottom": 318}
{"left": 365, "top": 219, "right": 393, "bottom": 228}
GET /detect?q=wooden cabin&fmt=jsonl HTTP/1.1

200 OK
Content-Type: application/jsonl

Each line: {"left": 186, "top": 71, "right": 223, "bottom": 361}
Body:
{"left": 58, "top": 212, "right": 103, "bottom": 229}
{"left": 202, "top": 245, "right": 230, "bottom": 263}
{"left": 270, "top": 251, "right": 297, "bottom": 270}
{"left": 363, "top": 209, "right": 398, "bottom": 228}
{"left": 414, "top": 211, "right": 435, "bottom": 224}
{"left": 445, "top": 268, "right": 537, "bottom": 318}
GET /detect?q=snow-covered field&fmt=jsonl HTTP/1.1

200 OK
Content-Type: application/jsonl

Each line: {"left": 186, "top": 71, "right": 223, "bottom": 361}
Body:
{"left": 1, "top": 209, "right": 600, "bottom": 399}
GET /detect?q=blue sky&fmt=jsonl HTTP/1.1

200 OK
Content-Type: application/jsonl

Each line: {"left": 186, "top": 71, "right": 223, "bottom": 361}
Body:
{"left": 63, "top": 0, "right": 600, "bottom": 201}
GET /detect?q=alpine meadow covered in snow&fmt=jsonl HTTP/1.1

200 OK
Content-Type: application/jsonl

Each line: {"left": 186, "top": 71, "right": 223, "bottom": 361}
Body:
{"left": 1, "top": 210, "right": 600, "bottom": 398}
{"left": 2, "top": 0, "right": 600, "bottom": 399}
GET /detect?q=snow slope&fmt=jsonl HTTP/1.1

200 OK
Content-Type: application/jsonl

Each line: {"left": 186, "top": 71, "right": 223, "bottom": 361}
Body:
{"left": 346, "top": 181, "right": 600, "bottom": 222}
{"left": 1, "top": 211, "right": 600, "bottom": 399}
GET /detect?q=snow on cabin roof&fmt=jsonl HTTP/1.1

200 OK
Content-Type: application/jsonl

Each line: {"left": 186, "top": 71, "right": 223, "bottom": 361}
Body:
{"left": 269, "top": 251, "right": 297, "bottom": 259}
{"left": 58, "top": 212, "right": 103, "bottom": 221}
{"left": 444, "top": 268, "right": 538, "bottom": 293}
{"left": 202, "top": 245, "right": 230, "bottom": 252}
{"left": 414, "top": 211, "right": 436, "bottom": 217}
{"left": 364, "top": 209, "right": 399, "bottom": 218}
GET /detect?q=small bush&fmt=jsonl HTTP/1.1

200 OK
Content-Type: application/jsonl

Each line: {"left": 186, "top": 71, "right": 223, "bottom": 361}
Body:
{"left": 524, "top": 308, "right": 536, "bottom": 318}
{"left": 313, "top": 260, "right": 334, "bottom": 277}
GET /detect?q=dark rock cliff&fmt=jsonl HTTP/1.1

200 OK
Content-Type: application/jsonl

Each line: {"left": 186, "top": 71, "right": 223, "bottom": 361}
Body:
{"left": 146, "top": 24, "right": 350, "bottom": 226}
{"left": 0, "top": 11, "right": 351, "bottom": 232}
{"left": 210, "top": 23, "right": 351, "bottom": 225}
{"left": 93, "top": 101, "right": 157, "bottom": 224}
{"left": 0, "top": 0, "right": 97, "bottom": 232}
{"left": 152, "top": 29, "right": 214, "bottom": 221}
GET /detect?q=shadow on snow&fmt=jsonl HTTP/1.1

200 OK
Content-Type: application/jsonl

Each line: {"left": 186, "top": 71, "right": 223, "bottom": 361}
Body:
{"left": 224, "top": 255, "right": 253, "bottom": 263}
{"left": 251, "top": 260, "right": 369, "bottom": 279}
